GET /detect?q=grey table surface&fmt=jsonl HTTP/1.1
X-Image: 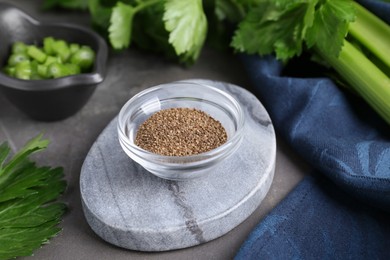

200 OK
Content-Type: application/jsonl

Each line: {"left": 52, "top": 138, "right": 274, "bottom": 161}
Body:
{"left": 0, "top": 1, "right": 308, "bottom": 259}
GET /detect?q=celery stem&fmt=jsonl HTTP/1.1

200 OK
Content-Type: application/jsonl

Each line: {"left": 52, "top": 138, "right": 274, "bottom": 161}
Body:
{"left": 316, "top": 40, "right": 390, "bottom": 125}
{"left": 348, "top": 2, "right": 390, "bottom": 69}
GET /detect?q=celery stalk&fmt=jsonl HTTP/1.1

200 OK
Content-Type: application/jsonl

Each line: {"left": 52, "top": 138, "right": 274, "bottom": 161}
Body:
{"left": 348, "top": 2, "right": 390, "bottom": 70}
{"left": 316, "top": 40, "right": 390, "bottom": 124}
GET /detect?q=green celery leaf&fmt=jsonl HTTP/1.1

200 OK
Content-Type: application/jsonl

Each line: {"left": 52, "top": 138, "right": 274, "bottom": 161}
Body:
{"left": 163, "top": 0, "right": 207, "bottom": 63}
{"left": 108, "top": 2, "right": 135, "bottom": 49}
{"left": 0, "top": 162, "right": 39, "bottom": 202}
{"left": 0, "top": 166, "right": 65, "bottom": 203}
{"left": 0, "top": 135, "right": 66, "bottom": 259}
{"left": 0, "top": 134, "right": 48, "bottom": 179}
{"left": 0, "top": 203, "right": 66, "bottom": 228}
{"left": 88, "top": 0, "right": 113, "bottom": 30}
{"left": 0, "top": 221, "right": 61, "bottom": 259}
{"left": 215, "top": 0, "right": 246, "bottom": 23}
{"left": 231, "top": 0, "right": 317, "bottom": 61}
{"left": 0, "top": 142, "right": 10, "bottom": 170}
{"left": 206, "top": 0, "right": 248, "bottom": 52}
{"left": 0, "top": 178, "right": 66, "bottom": 228}
{"left": 132, "top": 2, "right": 177, "bottom": 57}
{"left": 305, "top": 0, "right": 356, "bottom": 57}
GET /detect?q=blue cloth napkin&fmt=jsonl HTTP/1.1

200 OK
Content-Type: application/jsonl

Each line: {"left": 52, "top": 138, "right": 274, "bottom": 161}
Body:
{"left": 235, "top": 176, "right": 390, "bottom": 259}
{"left": 236, "top": 0, "right": 390, "bottom": 259}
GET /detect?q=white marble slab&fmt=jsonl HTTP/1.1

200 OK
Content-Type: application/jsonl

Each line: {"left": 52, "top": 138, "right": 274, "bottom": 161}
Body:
{"left": 80, "top": 79, "right": 276, "bottom": 251}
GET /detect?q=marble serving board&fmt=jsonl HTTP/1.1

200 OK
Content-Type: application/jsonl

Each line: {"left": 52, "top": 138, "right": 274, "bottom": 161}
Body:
{"left": 80, "top": 79, "right": 276, "bottom": 251}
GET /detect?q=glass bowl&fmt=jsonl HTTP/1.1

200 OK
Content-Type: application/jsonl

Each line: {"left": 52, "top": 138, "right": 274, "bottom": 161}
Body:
{"left": 117, "top": 81, "right": 245, "bottom": 181}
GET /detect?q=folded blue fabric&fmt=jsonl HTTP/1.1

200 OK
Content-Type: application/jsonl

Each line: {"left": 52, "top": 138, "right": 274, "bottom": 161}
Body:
{"left": 242, "top": 53, "right": 390, "bottom": 211}
{"left": 235, "top": 176, "right": 390, "bottom": 259}
{"left": 236, "top": 0, "right": 390, "bottom": 259}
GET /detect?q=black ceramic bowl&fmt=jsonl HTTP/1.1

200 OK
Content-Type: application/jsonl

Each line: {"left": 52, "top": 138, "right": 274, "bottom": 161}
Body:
{"left": 0, "top": 3, "right": 108, "bottom": 121}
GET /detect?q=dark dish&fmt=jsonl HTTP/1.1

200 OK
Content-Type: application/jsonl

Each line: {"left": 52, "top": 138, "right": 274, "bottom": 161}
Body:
{"left": 0, "top": 3, "right": 108, "bottom": 121}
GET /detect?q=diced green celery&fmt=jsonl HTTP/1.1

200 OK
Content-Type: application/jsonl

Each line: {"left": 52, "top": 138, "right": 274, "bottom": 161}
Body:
{"left": 47, "top": 62, "right": 65, "bottom": 78}
{"left": 27, "top": 46, "right": 47, "bottom": 63}
{"left": 3, "top": 37, "right": 93, "bottom": 80}
{"left": 12, "top": 41, "right": 27, "bottom": 54}
{"left": 69, "top": 43, "right": 80, "bottom": 54}
{"left": 70, "top": 46, "right": 95, "bottom": 70}
{"left": 37, "top": 64, "right": 48, "bottom": 78}
{"left": 14, "top": 60, "right": 31, "bottom": 80}
{"left": 44, "top": 56, "right": 58, "bottom": 66}
{"left": 63, "top": 63, "right": 81, "bottom": 76}
{"left": 53, "top": 40, "right": 71, "bottom": 62}
{"left": 7, "top": 53, "right": 29, "bottom": 66}
{"left": 4, "top": 66, "right": 15, "bottom": 77}
{"left": 43, "top": 37, "right": 56, "bottom": 55}
{"left": 29, "top": 61, "right": 42, "bottom": 80}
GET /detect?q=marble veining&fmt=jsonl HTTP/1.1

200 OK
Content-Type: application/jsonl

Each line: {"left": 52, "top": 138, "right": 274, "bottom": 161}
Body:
{"left": 80, "top": 79, "right": 276, "bottom": 251}
{"left": 168, "top": 181, "right": 206, "bottom": 244}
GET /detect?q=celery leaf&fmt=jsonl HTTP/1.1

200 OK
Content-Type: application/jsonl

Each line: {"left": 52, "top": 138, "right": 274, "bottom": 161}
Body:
{"left": 163, "top": 0, "right": 207, "bottom": 64}
{"left": 305, "top": 0, "right": 356, "bottom": 57}
{"left": 214, "top": 0, "right": 246, "bottom": 23}
{"left": 88, "top": 0, "right": 113, "bottom": 30}
{"left": 0, "top": 135, "right": 66, "bottom": 259}
{"left": 109, "top": 2, "right": 135, "bottom": 49}
{"left": 232, "top": 0, "right": 317, "bottom": 61}
{"left": 232, "top": 0, "right": 357, "bottom": 61}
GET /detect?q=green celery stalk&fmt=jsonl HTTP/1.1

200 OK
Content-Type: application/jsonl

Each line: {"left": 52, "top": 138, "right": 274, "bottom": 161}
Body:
{"left": 348, "top": 2, "right": 390, "bottom": 70}
{"left": 316, "top": 40, "right": 390, "bottom": 124}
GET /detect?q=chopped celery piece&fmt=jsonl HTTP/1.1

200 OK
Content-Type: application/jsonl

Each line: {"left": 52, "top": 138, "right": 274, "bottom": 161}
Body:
{"left": 7, "top": 53, "right": 29, "bottom": 66}
{"left": 37, "top": 64, "right": 48, "bottom": 78}
{"left": 27, "top": 46, "right": 47, "bottom": 63}
{"left": 63, "top": 63, "right": 81, "bottom": 75}
{"left": 14, "top": 60, "right": 31, "bottom": 80}
{"left": 4, "top": 66, "right": 15, "bottom": 76}
{"left": 69, "top": 43, "right": 80, "bottom": 54}
{"left": 29, "top": 61, "right": 42, "bottom": 80}
{"left": 48, "top": 63, "right": 65, "bottom": 78}
{"left": 43, "top": 37, "right": 56, "bottom": 55}
{"left": 70, "top": 46, "right": 95, "bottom": 70}
{"left": 53, "top": 40, "right": 70, "bottom": 62}
{"left": 3, "top": 37, "right": 95, "bottom": 80}
{"left": 47, "top": 63, "right": 61, "bottom": 78}
{"left": 12, "top": 41, "right": 27, "bottom": 54}
{"left": 44, "top": 56, "right": 59, "bottom": 66}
